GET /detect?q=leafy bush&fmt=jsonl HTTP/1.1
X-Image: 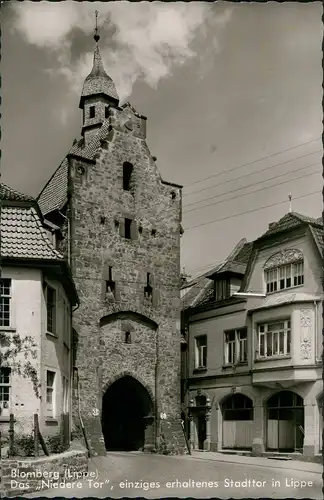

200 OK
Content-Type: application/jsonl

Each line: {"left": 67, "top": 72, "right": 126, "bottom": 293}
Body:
{"left": 46, "top": 434, "right": 69, "bottom": 454}
{"left": 11, "top": 434, "right": 35, "bottom": 457}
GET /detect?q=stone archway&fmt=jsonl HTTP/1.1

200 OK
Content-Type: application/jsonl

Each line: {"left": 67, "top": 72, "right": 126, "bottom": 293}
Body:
{"left": 101, "top": 375, "right": 154, "bottom": 451}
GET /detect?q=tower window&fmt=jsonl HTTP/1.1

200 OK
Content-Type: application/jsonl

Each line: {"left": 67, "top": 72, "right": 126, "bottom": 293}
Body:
{"left": 125, "top": 332, "right": 131, "bottom": 344}
{"left": 120, "top": 218, "right": 138, "bottom": 240}
{"left": 123, "top": 162, "right": 133, "bottom": 191}
{"left": 144, "top": 273, "right": 153, "bottom": 302}
{"left": 125, "top": 218, "right": 132, "bottom": 239}
{"left": 105, "top": 106, "right": 109, "bottom": 119}
{"left": 89, "top": 106, "right": 95, "bottom": 118}
{"left": 105, "top": 267, "right": 115, "bottom": 298}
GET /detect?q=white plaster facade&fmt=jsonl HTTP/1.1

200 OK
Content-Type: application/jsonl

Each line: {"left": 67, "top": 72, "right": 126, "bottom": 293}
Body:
{"left": 183, "top": 217, "right": 323, "bottom": 457}
{"left": 0, "top": 267, "right": 73, "bottom": 438}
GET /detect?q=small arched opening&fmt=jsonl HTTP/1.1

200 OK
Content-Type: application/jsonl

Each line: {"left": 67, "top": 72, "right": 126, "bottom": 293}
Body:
{"left": 101, "top": 375, "right": 153, "bottom": 451}
{"left": 266, "top": 390, "right": 304, "bottom": 452}
{"left": 221, "top": 393, "right": 254, "bottom": 450}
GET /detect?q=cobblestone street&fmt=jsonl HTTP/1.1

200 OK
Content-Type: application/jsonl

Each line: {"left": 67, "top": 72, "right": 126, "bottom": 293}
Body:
{"left": 24, "top": 451, "right": 323, "bottom": 499}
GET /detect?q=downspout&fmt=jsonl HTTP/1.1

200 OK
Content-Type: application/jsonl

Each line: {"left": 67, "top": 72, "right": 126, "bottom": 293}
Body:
{"left": 313, "top": 300, "right": 319, "bottom": 363}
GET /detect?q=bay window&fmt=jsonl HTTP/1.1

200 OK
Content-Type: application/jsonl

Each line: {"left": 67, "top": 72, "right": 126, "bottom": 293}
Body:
{"left": 257, "top": 320, "right": 291, "bottom": 358}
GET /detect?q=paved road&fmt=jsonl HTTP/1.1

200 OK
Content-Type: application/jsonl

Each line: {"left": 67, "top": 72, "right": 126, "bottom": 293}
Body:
{"left": 24, "top": 452, "right": 322, "bottom": 499}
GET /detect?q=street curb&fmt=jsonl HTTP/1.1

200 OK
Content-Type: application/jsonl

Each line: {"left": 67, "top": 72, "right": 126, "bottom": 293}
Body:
{"left": 181, "top": 453, "right": 323, "bottom": 475}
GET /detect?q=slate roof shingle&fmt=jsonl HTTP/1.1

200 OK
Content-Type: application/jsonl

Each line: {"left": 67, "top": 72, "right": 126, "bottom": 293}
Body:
{"left": 1, "top": 205, "right": 63, "bottom": 261}
{"left": 181, "top": 241, "right": 253, "bottom": 310}
{"left": 80, "top": 45, "right": 119, "bottom": 105}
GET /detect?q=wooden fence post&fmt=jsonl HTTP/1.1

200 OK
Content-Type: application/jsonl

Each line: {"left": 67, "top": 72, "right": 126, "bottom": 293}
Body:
{"left": 34, "top": 413, "right": 39, "bottom": 458}
{"left": 8, "top": 413, "right": 14, "bottom": 457}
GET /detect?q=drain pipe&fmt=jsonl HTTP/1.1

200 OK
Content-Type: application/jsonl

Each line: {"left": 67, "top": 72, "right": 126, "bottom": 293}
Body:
{"left": 314, "top": 300, "right": 319, "bottom": 362}
{"left": 75, "top": 368, "right": 91, "bottom": 457}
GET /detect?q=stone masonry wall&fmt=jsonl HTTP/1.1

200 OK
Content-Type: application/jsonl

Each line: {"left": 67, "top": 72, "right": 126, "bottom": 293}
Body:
{"left": 0, "top": 449, "right": 88, "bottom": 498}
{"left": 68, "top": 103, "right": 183, "bottom": 454}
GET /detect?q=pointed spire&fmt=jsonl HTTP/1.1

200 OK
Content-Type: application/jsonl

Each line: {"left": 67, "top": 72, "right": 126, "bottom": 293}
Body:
{"left": 79, "top": 10, "right": 119, "bottom": 109}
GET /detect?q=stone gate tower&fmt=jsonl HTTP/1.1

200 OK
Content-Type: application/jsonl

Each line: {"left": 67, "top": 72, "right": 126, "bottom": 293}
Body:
{"left": 38, "top": 24, "right": 183, "bottom": 455}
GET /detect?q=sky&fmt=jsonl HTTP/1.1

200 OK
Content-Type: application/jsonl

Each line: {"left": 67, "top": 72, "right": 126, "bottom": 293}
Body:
{"left": 2, "top": 2, "right": 323, "bottom": 279}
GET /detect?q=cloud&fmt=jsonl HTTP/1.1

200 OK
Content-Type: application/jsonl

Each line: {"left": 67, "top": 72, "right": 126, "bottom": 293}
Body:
{"left": 11, "top": 2, "right": 232, "bottom": 103}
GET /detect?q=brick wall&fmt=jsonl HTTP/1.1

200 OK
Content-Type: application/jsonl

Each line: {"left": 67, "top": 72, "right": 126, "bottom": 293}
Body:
{"left": 0, "top": 449, "right": 88, "bottom": 497}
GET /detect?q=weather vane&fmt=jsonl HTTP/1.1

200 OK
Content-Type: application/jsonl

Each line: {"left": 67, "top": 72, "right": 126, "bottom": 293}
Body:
{"left": 94, "top": 10, "right": 100, "bottom": 43}
{"left": 288, "top": 193, "right": 292, "bottom": 213}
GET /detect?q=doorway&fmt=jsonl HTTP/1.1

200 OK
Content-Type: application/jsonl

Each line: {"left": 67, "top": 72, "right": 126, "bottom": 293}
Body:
{"left": 266, "top": 391, "right": 304, "bottom": 452}
{"left": 101, "top": 375, "right": 153, "bottom": 451}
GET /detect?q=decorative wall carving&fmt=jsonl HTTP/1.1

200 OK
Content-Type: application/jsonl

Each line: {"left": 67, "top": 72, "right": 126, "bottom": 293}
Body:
{"left": 264, "top": 249, "right": 303, "bottom": 270}
{"left": 300, "top": 309, "right": 312, "bottom": 359}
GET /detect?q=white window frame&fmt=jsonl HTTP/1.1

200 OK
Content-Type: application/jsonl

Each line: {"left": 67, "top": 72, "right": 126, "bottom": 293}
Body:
{"left": 195, "top": 335, "right": 207, "bottom": 369}
{"left": 0, "top": 279, "right": 11, "bottom": 327}
{"left": 46, "top": 370, "right": 56, "bottom": 418}
{"left": 257, "top": 319, "right": 291, "bottom": 359}
{"left": 265, "top": 261, "right": 304, "bottom": 294}
{"left": 224, "top": 328, "right": 247, "bottom": 365}
{"left": 0, "top": 367, "right": 11, "bottom": 417}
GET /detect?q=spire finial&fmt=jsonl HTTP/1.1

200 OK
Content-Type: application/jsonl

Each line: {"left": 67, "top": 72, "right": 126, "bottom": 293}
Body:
{"left": 94, "top": 10, "right": 100, "bottom": 43}
{"left": 288, "top": 193, "right": 292, "bottom": 213}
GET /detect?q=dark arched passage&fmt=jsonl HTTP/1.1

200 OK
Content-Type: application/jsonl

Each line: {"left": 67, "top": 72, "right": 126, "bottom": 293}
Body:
{"left": 101, "top": 375, "right": 153, "bottom": 451}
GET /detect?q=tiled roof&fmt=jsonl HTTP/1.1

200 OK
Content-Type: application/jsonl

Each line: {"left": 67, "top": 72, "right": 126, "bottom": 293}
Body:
{"left": 1, "top": 205, "right": 63, "bottom": 260}
{"left": 261, "top": 212, "right": 321, "bottom": 238}
{"left": 38, "top": 119, "right": 113, "bottom": 216}
{"left": 309, "top": 224, "right": 324, "bottom": 253}
{"left": 181, "top": 241, "right": 252, "bottom": 310}
{"left": 37, "top": 158, "right": 68, "bottom": 216}
{"left": 0, "top": 183, "right": 35, "bottom": 202}
{"left": 80, "top": 44, "right": 119, "bottom": 105}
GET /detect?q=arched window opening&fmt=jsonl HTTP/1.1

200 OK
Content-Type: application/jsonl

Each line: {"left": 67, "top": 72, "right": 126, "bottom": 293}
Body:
{"left": 222, "top": 394, "right": 253, "bottom": 450}
{"left": 266, "top": 391, "right": 304, "bottom": 453}
{"left": 223, "top": 394, "right": 253, "bottom": 421}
